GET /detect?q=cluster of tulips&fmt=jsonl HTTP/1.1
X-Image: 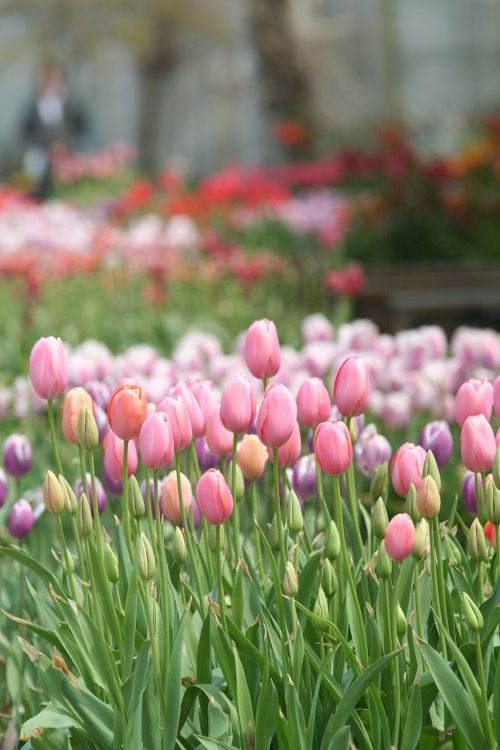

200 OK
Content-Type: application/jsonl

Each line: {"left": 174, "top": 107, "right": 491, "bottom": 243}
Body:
{"left": 1, "top": 319, "right": 499, "bottom": 749}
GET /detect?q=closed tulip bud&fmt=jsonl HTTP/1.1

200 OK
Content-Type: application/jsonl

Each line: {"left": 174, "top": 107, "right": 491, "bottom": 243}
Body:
{"left": 455, "top": 378, "right": 493, "bottom": 428}
{"left": 244, "top": 319, "right": 281, "bottom": 379}
{"left": 76, "top": 404, "right": 99, "bottom": 451}
{"left": 283, "top": 561, "right": 299, "bottom": 597}
{"left": 171, "top": 383, "right": 205, "bottom": 437}
{"left": 397, "top": 604, "right": 407, "bottom": 639}
{"left": 206, "top": 405, "right": 234, "bottom": 456}
{"left": 137, "top": 532, "right": 156, "bottom": 581}
{"left": 220, "top": 375, "right": 256, "bottom": 433}
{"left": 461, "top": 415, "right": 496, "bottom": 473}
{"left": 196, "top": 469, "right": 233, "bottom": 525}
{"left": 493, "top": 446, "right": 500, "bottom": 489}
{"left": 373, "top": 497, "right": 388, "bottom": 539}
{"left": 161, "top": 471, "right": 192, "bottom": 524}
{"left": 62, "top": 388, "right": 94, "bottom": 444}
{"left": 29, "top": 336, "right": 68, "bottom": 400}
{"left": 314, "top": 420, "right": 353, "bottom": 476}
{"left": 313, "top": 586, "right": 329, "bottom": 621}
{"left": 296, "top": 377, "right": 331, "bottom": 429}
{"left": 419, "top": 421, "right": 453, "bottom": 467}
{"left": 385, "top": 513, "right": 415, "bottom": 561}
{"left": 228, "top": 461, "right": 245, "bottom": 500}
{"left": 412, "top": 519, "right": 429, "bottom": 559}
{"left": 462, "top": 592, "right": 483, "bottom": 631}
{"left": 7, "top": 499, "right": 34, "bottom": 539}
{"left": 3, "top": 434, "right": 32, "bottom": 478}
{"left": 468, "top": 518, "right": 488, "bottom": 561}
{"left": 59, "top": 475, "right": 78, "bottom": 514}
{"left": 104, "top": 543, "right": 119, "bottom": 583}
{"left": 325, "top": 520, "right": 340, "bottom": 560}
{"left": 422, "top": 450, "right": 441, "bottom": 491}
{"left": 129, "top": 475, "right": 145, "bottom": 519}
{"left": 321, "top": 559, "right": 337, "bottom": 598}
{"left": 43, "top": 471, "right": 65, "bottom": 513}
{"left": 77, "top": 493, "right": 93, "bottom": 536}
{"left": 208, "top": 523, "right": 223, "bottom": 553}
{"left": 257, "top": 384, "right": 297, "bottom": 448}
{"left": 269, "top": 515, "right": 280, "bottom": 550}
{"left": 139, "top": 412, "right": 174, "bottom": 469}
{"left": 270, "top": 421, "right": 301, "bottom": 468}
{"left": 173, "top": 527, "right": 187, "bottom": 565}
{"left": 108, "top": 383, "right": 148, "bottom": 441}
{"left": 486, "top": 481, "right": 500, "bottom": 525}
{"left": 157, "top": 395, "right": 193, "bottom": 452}
{"left": 405, "top": 483, "right": 420, "bottom": 523}
{"left": 287, "top": 490, "right": 304, "bottom": 534}
{"left": 416, "top": 475, "right": 441, "bottom": 519}
{"left": 370, "top": 462, "right": 388, "bottom": 503}
{"left": 333, "top": 355, "right": 371, "bottom": 417}
{"left": 64, "top": 553, "right": 75, "bottom": 575}
{"left": 444, "top": 535, "right": 462, "bottom": 567}
{"left": 237, "top": 434, "right": 268, "bottom": 480}
{"left": 391, "top": 443, "right": 426, "bottom": 497}
{"left": 376, "top": 541, "right": 392, "bottom": 579}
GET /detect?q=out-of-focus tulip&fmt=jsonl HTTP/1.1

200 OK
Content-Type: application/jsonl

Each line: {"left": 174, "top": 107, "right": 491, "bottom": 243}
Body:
{"left": 171, "top": 383, "right": 205, "bottom": 437}
{"left": 292, "top": 454, "right": 317, "bottom": 502}
{"left": 206, "top": 405, "right": 234, "bottom": 455}
{"left": 270, "top": 421, "right": 301, "bottom": 468}
{"left": 43, "top": 470, "right": 65, "bottom": 513}
{"left": 220, "top": 375, "right": 256, "bottom": 433}
{"left": 494, "top": 375, "right": 500, "bottom": 420}
{"left": 391, "top": 443, "right": 426, "bottom": 497}
{"left": 257, "top": 383, "right": 297, "bottom": 448}
{"left": 157, "top": 395, "right": 193, "bottom": 452}
{"left": 103, "top": 462, "right": 123, "bottom": 495}
{"left": 314, "top": 420, "right": 352, "bottom": 476}
{"left": 244, "top": 319, "right": 281, "bottom": 379}
{"left": 354, "top": 425, "right": 392, "bottom": 479}
{"left": 461, "top": 471, "right": 481, "bottom": 514}
{"left": 74, "top": 473, "right": 107, "bottom": 514}
{"left": 416, "top": 475, "right": 441, "bottom": 518}
{"left": 103, "top": 430, "right": 138, "bottom": 480}
{"left": 139, "top": 412, "right": 174, "bottom": 469}
{"left": 195, "top": 437, "right": 220, "bottom": 471}
{"left": 0, "top": 468, "right": 7, "bottom": 507}
{"left": 237, "top": 434, "right": 268, "bottom": 480}
{"left": 484, "top": 520, "right": 496, "bottom": 548}
{"left": 455, "top": 378, "right": 493, "bottom": 428}
{"left": 333, "top": 355, "right": 371, "bottom": 417}
{"left": 8, "top": 499, "right": 34, "bottom": 538}
{"left": 196, "top": 468, "right": 233, "bottom": 525}
{"left": 461, "top": 414, "right": 496, "bottom": 473}
{"left": 62, "top": 387, "right": 94, "bottom": 443}
{"left": 108, "top": 383, "right": 148, "bottom": 441}
{"left": 3, "top": 434, "right": 32, "bottom": 478}
{"left": 418, "top": 420, "right": 453, "bottom": 467}
{"left": 190, "top": 380, "right": 218, "bottom": 424}
{"left": 385, "top": 513, "right": 415, "bottom": 560}
{"left": 161, "top": 470, "right": 192, "bottom": 523}
{"left": 296, "top": 377, "right": 331, "bottom": 429}
{"left": 29, "top": 336, "right": 68, "bottom": 400}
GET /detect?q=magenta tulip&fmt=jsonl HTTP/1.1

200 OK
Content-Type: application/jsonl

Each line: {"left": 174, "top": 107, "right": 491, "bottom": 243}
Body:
{"left": 333, "top": 355, "right": 371, "bottom": 417}
{"left": 29, "top": 336, "right": 68, "bottom": 400}
{"left": 314, "top": 420, "right": 353, "bottom": 476}
{"left": 244, "top": 319, "right": 281, "bottom": 379}
{"left": 455, "top": 378, "right": 493, "bottom": 428}
{"left": 296, "top": 377, "right": 331, "bottom": 429}
{"left": 256, "top": 383, "right": 297, "bottom": 448}
{"left": 196, "top": 468, "right": 233, "bottom": 525}
{"left": 385, "top": 513, "right": 415, "bottom": 560}
{"left": 460, "top": 414, "right": 496, "bottom": 472}
{"left": 391, "top": 443, "right": 426, "bottom": 497}
{"left": 220, "top": 375, "right": 256, "bottom": 433}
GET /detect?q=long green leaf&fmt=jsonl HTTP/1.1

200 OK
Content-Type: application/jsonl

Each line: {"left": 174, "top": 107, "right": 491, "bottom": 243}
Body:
{"left": 400, "top": 683, "right": 422, "bottom": 750}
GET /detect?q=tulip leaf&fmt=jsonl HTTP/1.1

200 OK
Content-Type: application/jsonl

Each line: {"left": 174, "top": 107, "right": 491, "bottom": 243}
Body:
{"left": 400, "top": 683, "right": 422, "bottom": 750}
{"left": 494, "top": 647, "right": 500, "bottom": 748}
{"left": 164, "top": 607, "right": 189, "bottom": 750}
{"left": 122, "top": 565, "right": 139, "bottom": 681}
{"left": 233, "top": 644, "right": 254, "bottom": 746}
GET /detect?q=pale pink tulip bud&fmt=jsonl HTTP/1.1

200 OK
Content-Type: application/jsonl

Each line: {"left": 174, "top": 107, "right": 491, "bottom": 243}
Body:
{"left": 333, "top": 355, "right": 371, "bottom": 417}
{"left": 391, "top": 443, "right": 426, "bottom": 497}
{"left": 103, "top": 430, "right": 138, "bottom": 480}
{"left": 257, "top": 383, "right": 297, "bottom": 448}
{"left": 220, "top": 375, "right": 256, "bottom": 433}
{"left": 196, "top": 468, "right": 233, "bottom": 525}
{"left": 139, "top": 412, "right": 174, "bottom": 469}
{"left": 237, "top": 434, "right": 268, "bottom": 480}
{"left": 171, "top": 383, "right": 205, "bottom": 437}
{"left": 108, "top": 383, "right": 148, "bottom": 441}
{"left": 29, "top": 336, "right": 68, "bottom": 400}
{"left": 494, "top": 375, "right": 500, "bottom": 420}
{"left": 161, "top": 470, "right": 192, "bottom": 523}
{"left": 206, "top": 405, "right": 233, "bottom": 455}
{"left": 460, "top": 414, "right": 497, "bottom": 473}
{"left": 455, "top": 378, "right": 493, "bottom": 428}
{"left": 270, "top": 421, "right": 301, "bottom": 468}
{"left": 157, "top": 395, "right": 193, "bottom": 452}
{"left": 314, "top": 420, "right": 353, "bottom": 476}
{"left": 190, "top": 380, "right": 218, "bottom": 424}
{"left": 296, "top": 377, "right": 331, "bottom": 428}
{"left": 62, "top": 387, "right": 94, "bottom": 443}
{"left": 385, "top": 513, "right": 415, "bottom": 560}
{"left": 244, "top": 319, "right": 281, "bottom": 379}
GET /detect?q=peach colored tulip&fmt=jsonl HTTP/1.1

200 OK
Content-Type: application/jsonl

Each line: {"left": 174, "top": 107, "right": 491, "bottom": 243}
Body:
{"left": 161, "top": 470, "right": 192, "bottom": 523}
{"left": 108, "top": 383, "right": 148, "bottom": 441}
{"left": 237, "top": 434, "right": 268, "bottom": 480}
{"left": 62, "top": 387, "right": 94, "bottom": 444}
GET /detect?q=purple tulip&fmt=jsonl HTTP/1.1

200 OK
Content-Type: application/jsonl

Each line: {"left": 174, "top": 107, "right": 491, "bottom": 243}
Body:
{"left": 461, "top": 471, "right": 481, "bottom": 514}
{"left": 8, "top": 499, "right": 34, "bottom": 538}
{"left": 85, "top": 380, "right": 112, "bottom": 410}
{"left": 94, "top": 404, "right": 109, "bottom": 442}
{"left": 3, "top": 434, "right": 32, "bottom": 478}
{"left": 292, "top": 454, "right": 317, "bottom": 501}
{"left": 195, "top": 437, "right": 220, "bottom": 471}
{"left": 354, "top": 424, "right": 392, "bottom": 479}
{"left": 419, "top": 420, "right": 453, "bottom": 467}
{"left": 103, "top": 462, "right": 123, "bottom": 495}
{"left": 74, "top": 473, "right": 107, "bottom": 514}
{"left": 0, "top": 468, "right": 8, "bottom": 507}
{"left": 140, "top": 478, "right": 163, "bottom": 518}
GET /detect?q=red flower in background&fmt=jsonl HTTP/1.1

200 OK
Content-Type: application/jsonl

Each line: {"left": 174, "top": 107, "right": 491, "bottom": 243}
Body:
{"left": 275, "top": 120, "right": 310, "bottom": 149}
{"left": 325, "top": 263, "right": 365, "bottom": 297}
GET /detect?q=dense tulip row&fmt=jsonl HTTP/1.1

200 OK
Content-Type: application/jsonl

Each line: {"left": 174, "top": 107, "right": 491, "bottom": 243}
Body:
{"left": 0, "top": 316, "right": 499, "bottom": 749}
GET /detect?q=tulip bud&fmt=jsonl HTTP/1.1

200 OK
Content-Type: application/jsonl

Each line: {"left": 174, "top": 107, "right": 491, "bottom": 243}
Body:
{"left": 137, "top": 532, "right": 156, "bottom": 581}
{"left": 324, "top": 520, "right": 340, "bottom": 560}
{"left": 444, "top": 536, "right": 462, "bottom": 567}
{"left": 370, "top": 462, "right": 388, "bottom": 503}
{"left": 423, "top": 450, "right": 441, "bottom": 491}
{"left": 269, "top": 515, "right": 280, "bottom": 551}
{"left": 283, "top": 561, "right": 299, "bottom": 597}
{"left": 287, "top": 490, "right": 304, "bottom": 534}
{"left": 405, "top": 483, "right": 420, "bottom": 523}
{"left": 77, "top": 405, "right": 99, "bottom": 451}
{"left": 416, "top": 475, "right": 441, "bottom": 519}
{"left": 129, "top": 475, "right": 145, "bottom": 519}
{"left": 173, "top": 527, "right": 187, "bottom": 565}
{"left": 486, "top": 481, "right": 500, "bottom": 525}
{"left": 468, "top": 518, "right": 488, "bottom": 561}
{"left": 313, "top": 586, "right": 329, "bottom": 621}
{"left": 228, "top": 461, "right": 245, "bottom": 500}
{"left": 397, "top": 604, "right": 407, "bottom": 639}
{"left": 412, "top": 519, "right": 429, "bottom": 560}
{"left": 493, "top": 446, "right": 500, "bottom": 489}
{"left": 104, "top": 543, "right": 119, "bottom": 583}
{"left": 59, "top": 475, "right": 78, "bottom": 514}
{"left": 462, "top": 592, "right": 483, "bottom": 631}
{"left": 77, "top": 493, "right": 93, "bottom": 537}
{"left": 208, "top": 523, "right": 223, "bottom": 553}
{"left": 376, "top": 541, "right": 392, "bottom": 579}
{"left": 43, "top": 471, "right": 65, "bottom": 513}
{"left": 245, "top": 721, "right": 255, "bottom": 750}
{"left": 373, "top": 497, "right": 388, "bottom": 539}
{"left": 321, "top": 559, "right": 337, "bottom": 598}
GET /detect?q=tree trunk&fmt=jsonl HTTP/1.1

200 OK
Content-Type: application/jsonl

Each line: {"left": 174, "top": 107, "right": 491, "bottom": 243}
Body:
{"left": 137, "top": 65, "right": 167, "bottom": 173}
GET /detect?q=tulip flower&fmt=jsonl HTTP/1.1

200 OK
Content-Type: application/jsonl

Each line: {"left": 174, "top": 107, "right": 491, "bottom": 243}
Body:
{"left": 270, "top": 421, "right": 301, "bottom": 468}
{"left": 314, "top": 420, "right": 352, "bottom": 476}
{"left": 171, "top": 383, "right": 205, "bottom": 437}
{"left": 196, "top": 469, "right": 233, "bottom": 525}
{"left": 416, "top": 475, "right": 441, "bottom": 518}
{"left": 391, "top": 443, "right": 426, "bottom": 497}
{"left": 108, "top": 383, "right": 148, "bottom": 441}
{"left": 385, "top": 513, "right": 415, "bottom": 560}
{"left": 292, "top": 454, "right": 317, "bottom": 501}
{"left": 190, "top": 380, "right": 218, "bottom": 424}
{"left": 161, "top": 470, "right": 192, "bottom": 523}
{"left": 3, "top": 434, "right": 32, "bottom": 479}
{"left": 62, "top": 387, "right": 94, "bottom": 443}
{"left": 195, "top": 437, "right": 220, "bottom": 471}
{"left": 333, "top": 355, "right": 371, "bottom": 417}
{"left": 354, "top": 425, "right": 392, "bottom": 479}
{"left": 220, "top": 375, "right": 256, "bottom": 434}
{"left": 461, "top": 471, "right": 481, "bottom": 514}
{"left": 455, "top": 378, "right": 493, "bottom": 428}
{"left": 236, "top": 434, "right": 268, "bottom": 480}
{"left": 29, "top": 336, "right": 68, "bottom": 400}
{"left": 75, "top": 473, "right": 107, "bottom": 514}
{"left": 206, "top": 405, "right": 234, "bottom": 455}
{"left": 494, "top": 375, "right": 500, "bottom": 420}
{"left": 244, "top": 319, "right": 281, "bottom": 379}
{"left": 0, "top": 469, "right": 7, "bottom": 507}
{"left": 8, "top": 499, "right": 34, "bottom": 539}
{"left": 139, "top": 412, "right": 174, "bottom": 469}
{"left": 257, "top": 383, "right": 297, "bottom": 448}
{"left": 418, "top": 420, "right": 453, "bottom": 467}
{"left": 461, "top": 414, "right": 496, "bottom": 473}
{"left": 296, "top": 377, "right": 331, "bottom": 428}
{"left": 484, "top": 520, "right": 496, "bottom": 548}
{"left": 157, "top": 395, "right": 192, "bottom": 452}
{"left": 103, "top": 430, "right": 138, "bottom": 481}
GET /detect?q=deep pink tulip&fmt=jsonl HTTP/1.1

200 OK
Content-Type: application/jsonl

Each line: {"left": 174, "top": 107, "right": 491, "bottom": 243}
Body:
{"left": 190, "top": 380, "right": 218, "bottom": 424}
{"left": 256, "top": 383, "right": 297, "bottom": 448}
{"left": 270, "top": 421, "right": 302, "bottom": 468}
{"left": 455, "top": 378, "right": 493, "bottom": 428}
{"left": 157, "top": 395, "right": 193, "bottom": 452}
{"left": 220, "top": 375, "right": 256, "bottom": 433}
{"left": 244, "top": 319, "right": 281, "bottom": 379}
{"left": 196, "top": 468, "right": 233, "bottom": 525}
{"left": 333, "top": 355, "right": 371, "bottom": 417}
{"left": 314, "top": 420, "right": 353, "bottom": 476}
{"left": 139, "top": 412, "right": 174, "bottom": 469}
{"left": 104, "top": 430, "right": 138, "bottom": 480}
{"left": 494, "top": 375, "right": 500, "bottom": 420}
{"left": 385, "top": 513, "right": 415, "bottom": 560}
{"left": 108, "top": 383, "right": 148, "bottom": 441}
{"left": 171, "top": 383, "right": 205, "bottom": 437}
{"left": 296, "top": 377, "right": 331, "bottom": 429}
{"left": 206, "top": 405, "right": 233, "bottom": 455}
{"left": 29, "top": 336, "right": 68, "bottom": 400}
{"left": 460, "top": 414, "right": 497, "bottom": 472}
{"left": 161, "top": 470, "right": 192, "bottom": 523}
{"left": 391, "top": 442, "right": 426, "bottom": 497}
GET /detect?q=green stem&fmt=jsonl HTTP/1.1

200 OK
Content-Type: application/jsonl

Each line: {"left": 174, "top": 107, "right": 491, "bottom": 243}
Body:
{"left": 475, "top": 631, "right": 495, "bottom": 748}
{"left": 431, "top": 517, "right": 450, "bottom": 633}
{"left": 477, "top": 561, "right": 484, "bottom": 605}
{"left": 153, "top": 468, "right": 170, "bottom": 658}
{"left": 414, "top": 561, "right": 423, "bottom": 639}
{"left": 272, "top": 448, "right": 286, "bottom": 574}
{"left": 47, "top": 399, "right": 63, "bottom": 475}
{"left": 142, "top": 582, "right": 165, "bottom": 717}
{"left": 315, "top": 457, "right": 331, "bottom": 531}
{"left": 390, "top": 568, "right": 401, "bottom": 746}
{"left": 122, "top": 440, "right": 132, "bottom": 556}
{"left": 231, "top": 433, "right": 241, "bottom": 561}
{"left": 215, "top": 525, "right": 228, "bottom": 636}
{"left": 71, "top": 515, "right": 85, "bottom": 579}
{"left": 144, "top": 467, "right": 155, "bottom": 546}
{"left": 55, "top": 513, "right": 77, "bottom": 600}
{"left": 175, "top": 453, "right": 206, "bottom": 617}
{"left": 429, "top": 516, "right": 447, "bottom": 660}
{"left": 250, "top": 481, "right": 265, "bottom": 580}
{"left": 495, "top": 525, "right": 500, "bottom": 579}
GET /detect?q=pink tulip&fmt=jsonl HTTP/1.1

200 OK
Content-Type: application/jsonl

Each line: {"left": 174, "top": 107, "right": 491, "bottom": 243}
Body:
{"left": 220, "top": 375, "right": 256, "bottom": 434}
{"left": 190, "top": 380, "right": 218, "bottom": 424}
{"left": 104, "top": 430, "right": 138, "bottom": 480}
{"left": 460, "top": 414, "right": 497, "bottom": 472}
{"left": 296, "top": 378, "right": 331, "bottom": 428}
{"left": 29, "top": 336, "right": 68, "bottom": 400}
{"left": 196, "top": 468, "right": 233, "bottom": 525}
{"left": 108, "top": 383, "right": 148, "bottom": 441}
{"left": 494, "top": 375, "right": 500, "bottom": 420}
{"left": 171, "top": 383, "right": 205, "bottom": 437}
{"left": 244, "top": 319, "right": 281, "bottom": 379}
{"left": 314, "top": 420, "right": 352, "bottom": 475}
{"left": 270, "top": 421, "right": 301, "bottom": 468}
{"left": 139, "top": 412, "right": 174, "bottom": 469}
{"left": 157, "top": 395, "right": 193, "bottom": 452}
{"left": 391, "top": 443, "right": 426, "bottom": 497}
{"left": 206, "top": 405, "right": 233, "bottom": 455}
{"left": 237, "top": 434, "right": 268, "bottom": 480}
{"left": 61, "top": 387, "right": 94, "bottom": 443}
{"left": 256, "top": 383, "right": 297, "bottom": 448}
{"left": 333, "top": 355, "right": 371, "bottom": 417}
{"left": 455, "top": 378, "right": 493, "bottom": 428}
{"left": 161, "top": 470, "right": 192, "bottom": 523}
{"left": 385, "top": 513, "right": 415, "bottom": 560}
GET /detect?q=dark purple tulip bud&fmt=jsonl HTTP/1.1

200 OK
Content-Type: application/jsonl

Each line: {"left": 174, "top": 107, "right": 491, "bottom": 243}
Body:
{"left": 419, "top": 420, "right": 453, "bottom": 467}
{"left": 3, "top": 434, "right": 32, "bottom": 478}
{"left": 8, "top": 499, "right": 34, "bottom": 538}
{"left": 461, "top": 471, "right": 480, "bottom": 514}
{"left": 86, "top": 380, "right": 112, "bottom": 410}
{"left": 103, "top": 462, "right": 123, "bottom": 495}
{"left": 74, "top": 473, "right": 107, "bottom": 514}
{"left": 195, "top": 437, "right": 220, "bottom": 471}
{"left": 292, "top": 454, "right": 317, "bottom": 502}
{"left": 354, "top": 425, "right": 392, "bottom": 479}
{"left": 0, "top": 468, "right": 8, "bottom": 507}
{"left": 140, "top": 478, "right": 163, "bottom": 518}
{"left": 94, "top": 404, "right": 109, "bottom": 443}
